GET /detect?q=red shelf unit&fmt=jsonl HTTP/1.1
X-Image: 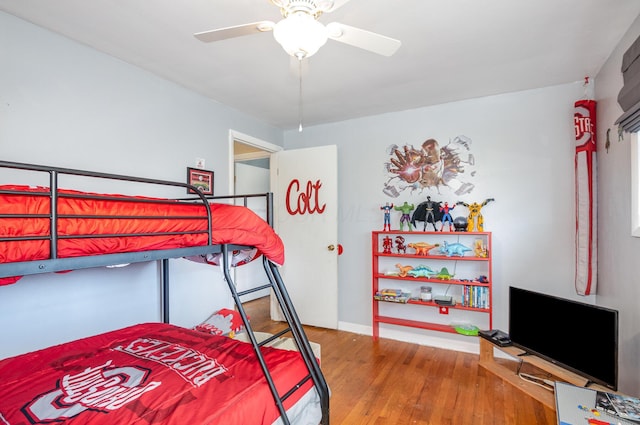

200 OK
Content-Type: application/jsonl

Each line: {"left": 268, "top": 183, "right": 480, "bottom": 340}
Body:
{"left": 372, "top": 230, "right": 493, "bottom": 339}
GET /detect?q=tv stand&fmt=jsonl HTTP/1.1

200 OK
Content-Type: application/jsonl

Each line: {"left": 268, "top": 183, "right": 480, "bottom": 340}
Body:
{"left": 479, "top": 338, "right": 594, "bottom": 410}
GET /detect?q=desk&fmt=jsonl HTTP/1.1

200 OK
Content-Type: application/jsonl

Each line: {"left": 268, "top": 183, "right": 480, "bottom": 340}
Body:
{"left": 479, "top": 338, "right": 593, "bottom": 411}
{"left": 555, "top": 381, "right": 640, "bottom": 424}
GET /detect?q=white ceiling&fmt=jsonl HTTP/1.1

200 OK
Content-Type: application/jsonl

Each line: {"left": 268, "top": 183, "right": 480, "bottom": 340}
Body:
{"left": 2, "top": 0, "right": 640, "bottom": 130}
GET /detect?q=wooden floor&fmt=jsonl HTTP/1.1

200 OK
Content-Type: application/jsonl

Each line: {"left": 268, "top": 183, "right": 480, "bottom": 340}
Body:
{"left": 243, "top": 297, "right": 556, "bottom": 425}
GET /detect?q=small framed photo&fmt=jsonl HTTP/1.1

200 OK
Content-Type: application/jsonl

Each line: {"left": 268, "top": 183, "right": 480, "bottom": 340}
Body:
{"left": 187, "top": 167, "right": 214, "bottom": 195}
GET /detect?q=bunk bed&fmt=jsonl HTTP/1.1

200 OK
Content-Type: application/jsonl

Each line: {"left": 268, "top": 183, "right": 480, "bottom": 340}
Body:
{"left": 0, "top": 160, "right": 330, "bottom": 425}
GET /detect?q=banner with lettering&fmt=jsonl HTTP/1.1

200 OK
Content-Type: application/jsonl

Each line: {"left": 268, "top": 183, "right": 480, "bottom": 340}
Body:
{"left": 574, "top": 99, "right": 597, "bottom": 295}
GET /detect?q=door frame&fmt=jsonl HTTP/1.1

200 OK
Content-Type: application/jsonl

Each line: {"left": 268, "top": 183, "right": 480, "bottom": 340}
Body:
{"left": 228, "top": 130, "right": 283, "bottom": 302}
{"left": 228, "top": 130, "right": 282, "bottom": 196}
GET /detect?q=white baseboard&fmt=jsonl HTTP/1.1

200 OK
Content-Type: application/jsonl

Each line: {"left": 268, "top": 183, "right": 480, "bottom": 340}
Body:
{"left": 338, "top": 320, "right": 480, "bottom": 354}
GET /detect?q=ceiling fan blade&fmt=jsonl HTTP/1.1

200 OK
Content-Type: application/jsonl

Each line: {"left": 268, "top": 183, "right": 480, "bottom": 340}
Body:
{"left": 317, "top": 0, "right": 352, "bottom": 13}
{"left": 326, "top": 22, "right": 401, "bottom": 56}
{"left": 194, "top": 21, "right": 274, "bottom": 43}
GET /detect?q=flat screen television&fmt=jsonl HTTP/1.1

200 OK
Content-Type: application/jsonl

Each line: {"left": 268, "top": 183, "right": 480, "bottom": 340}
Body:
{"left": 508, "top": 286, "right": 619, "bottom": 390}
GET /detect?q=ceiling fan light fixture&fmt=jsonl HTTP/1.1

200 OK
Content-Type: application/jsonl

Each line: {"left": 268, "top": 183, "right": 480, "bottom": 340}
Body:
{"left": 273, "top": 12, "right": 328, "bottom": 58}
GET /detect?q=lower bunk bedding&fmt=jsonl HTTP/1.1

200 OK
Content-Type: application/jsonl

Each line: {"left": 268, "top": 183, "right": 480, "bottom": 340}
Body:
{"left": 0, "top": 322, "right": 321, "bottom": 425}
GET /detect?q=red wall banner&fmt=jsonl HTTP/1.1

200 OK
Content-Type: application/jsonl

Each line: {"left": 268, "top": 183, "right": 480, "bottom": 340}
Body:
{"left": 574, "top": 99, "right": 597, "bottom": 296}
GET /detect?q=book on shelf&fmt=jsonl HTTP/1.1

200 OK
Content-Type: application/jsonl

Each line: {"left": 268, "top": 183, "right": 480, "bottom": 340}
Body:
{"left": 462, "top": 285, "right": 490, "bottom": 309}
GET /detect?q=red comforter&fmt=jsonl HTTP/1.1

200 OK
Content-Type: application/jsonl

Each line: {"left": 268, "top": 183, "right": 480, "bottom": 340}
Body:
{"left": 0, "top": 323, "right": 314, "bottom": 424}
{"left": 0, "top": 186, "right": 285, "bottom": 285}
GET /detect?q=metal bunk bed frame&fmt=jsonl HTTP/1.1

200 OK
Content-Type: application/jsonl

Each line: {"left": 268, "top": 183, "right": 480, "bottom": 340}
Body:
{"left": 0, "top": 160, "right": 330, "bottom": 425}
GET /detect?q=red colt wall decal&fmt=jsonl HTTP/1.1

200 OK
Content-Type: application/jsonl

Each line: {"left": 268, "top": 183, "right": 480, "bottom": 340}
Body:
{"left": 286, "top": 179, "right": 326, "bottom": 215}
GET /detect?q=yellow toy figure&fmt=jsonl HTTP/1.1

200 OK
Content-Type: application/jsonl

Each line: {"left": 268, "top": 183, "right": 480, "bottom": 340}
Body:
{"left": 474, "top": 239, "right": 488, "bottom": 258}
{"left": 394, "top": 201, "right": 415, "bottom": 231}
{"left": 456, "top": 198, "right": 495, "bottom": 232}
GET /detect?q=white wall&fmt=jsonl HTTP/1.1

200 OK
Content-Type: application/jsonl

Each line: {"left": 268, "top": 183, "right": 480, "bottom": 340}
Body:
{"left": 283, "top": 81, "right": 640, "bottom": 389}
{"left": 284, "top": 82, "right": 582, "bottom": 329}
{"left": 593, "top": 15, "right": 640, "bottom": 395}
{"left": 0, "top": 11, "right": 283, "bottom": 358}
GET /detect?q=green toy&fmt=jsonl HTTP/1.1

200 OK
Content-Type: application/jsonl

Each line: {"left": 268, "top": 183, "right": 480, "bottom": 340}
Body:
{"left": 433, "top": 267, "right": 454, "bottom": 280}
{"left": 394, "top": 201, "right": 415, "bottom": 231}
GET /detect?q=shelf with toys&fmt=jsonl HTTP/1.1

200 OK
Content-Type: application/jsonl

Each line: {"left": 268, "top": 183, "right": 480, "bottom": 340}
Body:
{"left": 372, "top": 229, "right": 492, "bottom": 338}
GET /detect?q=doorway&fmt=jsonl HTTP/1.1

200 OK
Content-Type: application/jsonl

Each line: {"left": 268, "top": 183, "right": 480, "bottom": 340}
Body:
{"left": 229, "top": 131, "right": 281, "bottom": 302}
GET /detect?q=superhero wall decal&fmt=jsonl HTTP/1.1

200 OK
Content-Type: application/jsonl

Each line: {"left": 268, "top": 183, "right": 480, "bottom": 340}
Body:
{"left": 383, "top": 135, "right": 477, "bottom": 198}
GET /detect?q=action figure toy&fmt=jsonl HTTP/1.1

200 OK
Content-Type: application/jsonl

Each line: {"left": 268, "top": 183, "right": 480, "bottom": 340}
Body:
{"left": 394, "top": 201, "right": 415, "bottom": 231}
{"left": 439, "top": 201, "right": 455, "bottom": 232}
{"left": 380, "top": 202, "right": 394, "bottom": 231}
{"left": 411, "top": 196, "right": 442, "bottom": 231}
{"left": 455, "top": 198, "right": 495, "bottom": 232}
{"left": 395, "top": 235, "right": 407, "bottom": 253}
{"left": 382, "top": 236, "right": 393, "bottom": 254}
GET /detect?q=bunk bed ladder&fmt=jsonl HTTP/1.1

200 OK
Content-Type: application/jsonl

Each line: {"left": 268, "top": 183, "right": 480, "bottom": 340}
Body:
{"left": 220, "top": 245, "right": 330, "bottom": 425}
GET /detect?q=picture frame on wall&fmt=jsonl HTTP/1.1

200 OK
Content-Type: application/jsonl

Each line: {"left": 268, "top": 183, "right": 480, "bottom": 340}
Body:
{"left": 187, "top": 167, "right": 214, "bottom": 195}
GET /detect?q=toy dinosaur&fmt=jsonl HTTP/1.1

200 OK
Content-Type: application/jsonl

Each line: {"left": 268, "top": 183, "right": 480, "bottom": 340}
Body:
{"left": 433, "top": 267, "right": 454, "bottom": 280}
{"left": 408, "top": 242, "right": 439, "bottom": 256}
{"left": 395, "top": 263, "right": 414, "bottom": 277}
{"left": 438, "top": 241, "right": 472, "bottom": 257}
{"left": 407, "top": 265, "right": 437, "bottom": 278}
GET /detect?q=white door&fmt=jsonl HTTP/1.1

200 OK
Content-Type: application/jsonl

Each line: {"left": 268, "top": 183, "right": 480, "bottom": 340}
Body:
{"left": 270, "top": 145, "right": 338, "bottom": 329}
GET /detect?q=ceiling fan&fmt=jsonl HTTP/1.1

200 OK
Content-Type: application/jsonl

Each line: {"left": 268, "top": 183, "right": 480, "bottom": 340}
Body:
{"left": 194, "top": 0, "right": 402, "bottom": 59}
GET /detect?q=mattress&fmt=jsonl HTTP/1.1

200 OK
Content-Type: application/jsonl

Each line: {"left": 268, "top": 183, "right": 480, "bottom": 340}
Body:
{"left": 0, "top": 322, "right": 320, "bottom": 425}
{"left": 0, "top": 185, "right": 285, "bottom": 285}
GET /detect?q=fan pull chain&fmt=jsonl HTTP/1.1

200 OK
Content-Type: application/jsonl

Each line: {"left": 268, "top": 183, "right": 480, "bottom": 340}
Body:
{"left": 298, "top": 57, "right": 303, "bottom": 132}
